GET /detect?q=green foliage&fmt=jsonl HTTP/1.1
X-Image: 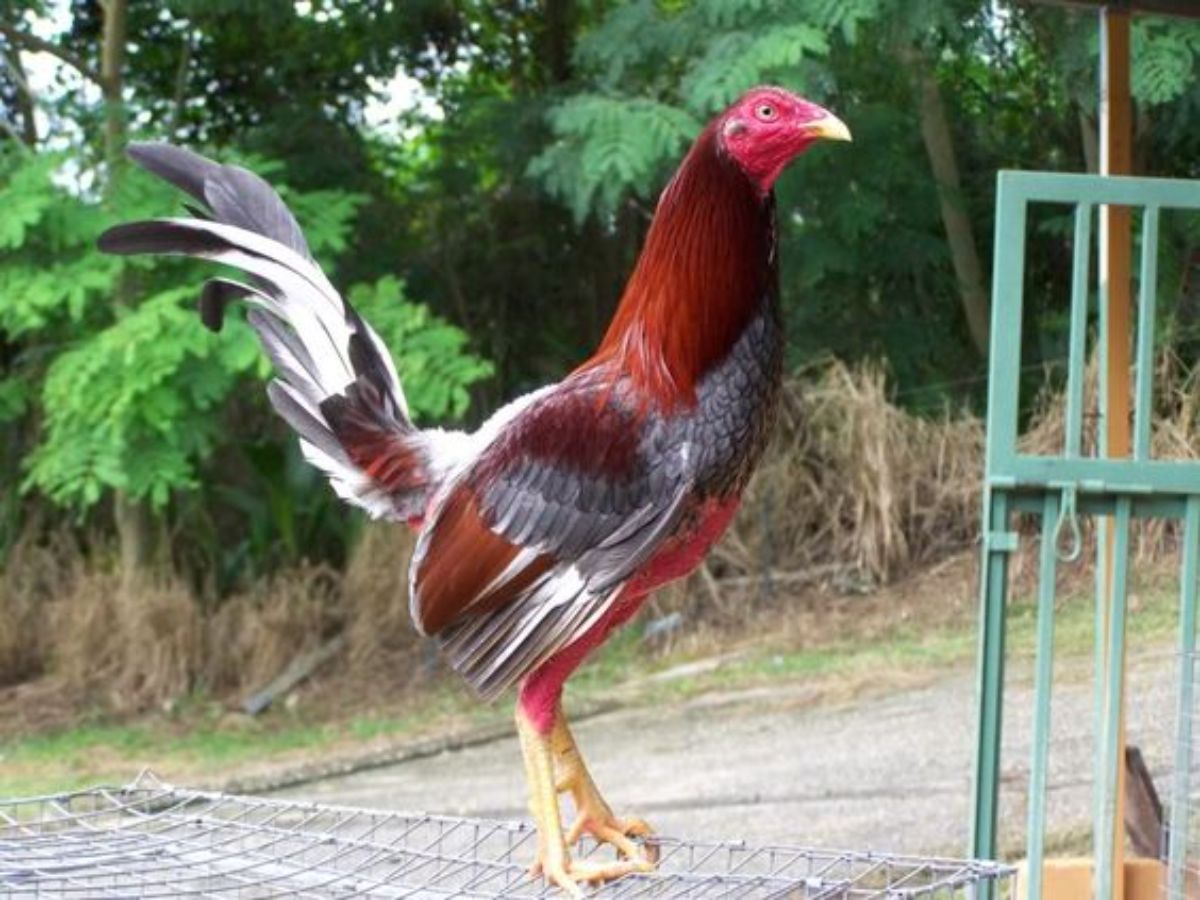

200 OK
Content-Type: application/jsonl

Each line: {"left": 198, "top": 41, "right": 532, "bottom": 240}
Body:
{"left": 1132, "top": 20, "right": 1200, "bottom": 106}
{"left": 530, "top": 97, "right": 701, "bottom": 222}
{"left": 347, "top": 276, "right": 493, "bottom": 420}
{"left": 0, "top": 152, "right": 121, "bottom": 337}
{"left": 680, "top": 24, "right": 828, "bottom": 112}
{"left": 530, "top": 0, "right": 846, "bottom": 219}
{"left": 24, "top": 287, "right": 257, "bottom": 508}
{"left": 8, "top": 0, "right": 1200, "bottom": 592}
{"left": 5, "top": 149, "right": 490, "bottom": 516}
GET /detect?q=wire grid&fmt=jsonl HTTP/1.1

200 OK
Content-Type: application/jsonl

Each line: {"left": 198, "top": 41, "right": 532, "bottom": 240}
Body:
{"left": 1165, "top": 647, "right": 1200, "bottom": 899}
{"left": 0, "top": 772, "right": 1014, "bottom": 899}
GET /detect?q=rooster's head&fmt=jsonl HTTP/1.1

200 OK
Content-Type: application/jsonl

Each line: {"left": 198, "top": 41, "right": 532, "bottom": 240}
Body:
{"left": 719, "top": 86, "right": 850, "bottom": 192}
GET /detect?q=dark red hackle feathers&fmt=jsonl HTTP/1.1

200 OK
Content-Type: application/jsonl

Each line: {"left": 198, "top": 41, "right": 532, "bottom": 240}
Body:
{"left": 579, "top": 123, "right": 773, "bottom": 411}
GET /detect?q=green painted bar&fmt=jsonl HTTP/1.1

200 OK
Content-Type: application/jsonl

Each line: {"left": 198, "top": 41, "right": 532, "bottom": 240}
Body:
{"left": 984, "top": 176, "right": 1028, "bottom": 474}
{"left": 1000, "top": 169, "right": 1200, "bottom": 210}
{"left": 1094, "top": 497, "right": 1132, "bottom": 900}
{"left": 1064, "top": 204, "right": 1093, "bottom": 459}
{"left": 1097, "top": 192, "right": 1113, "bottom": 469}
{"left": 1010, "top": 491, "right": 1188, "bottom": 519}
{"left": 1092, "top": 514, "right": 1109, "bottom": 859}
{"left": 973, "top": 170, "right": 1200, "bottom": 894}
{"left": 971, "top": 490, "right": 1012, "bottom": 873}
{"left": 1026, "top": 494, "right": 1061, "bottom": 900}
{"left": 1003, "top": 454, "right": 1200, "bottom": 495}
{"left": 1167, "top": 497, "right": 1200, "bottom": 898}
{"left": 1133, "top": 206, "right": 1160, "bottom": 461}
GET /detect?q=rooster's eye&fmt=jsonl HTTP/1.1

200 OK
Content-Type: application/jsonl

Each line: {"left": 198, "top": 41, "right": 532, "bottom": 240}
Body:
{"left": 755, "top": 104, "right": 777, "bottom": 121}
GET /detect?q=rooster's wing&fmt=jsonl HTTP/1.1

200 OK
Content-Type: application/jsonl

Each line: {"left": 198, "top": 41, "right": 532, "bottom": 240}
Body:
{"left": 411, "top": 373, "right": 691, "bottom": 699}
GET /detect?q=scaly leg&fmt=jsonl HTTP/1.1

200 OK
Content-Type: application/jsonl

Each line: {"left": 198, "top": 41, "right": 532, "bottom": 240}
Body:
{"left": 515, "top": 706, "right": 645, "bottom": 896}
{"left": 549, "top": 703, "right": 657, "bottom": 867}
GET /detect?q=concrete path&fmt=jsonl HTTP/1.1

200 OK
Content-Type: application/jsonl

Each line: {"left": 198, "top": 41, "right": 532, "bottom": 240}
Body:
{"left": 278, "top": 651, "right": 1182, "bottom": 856}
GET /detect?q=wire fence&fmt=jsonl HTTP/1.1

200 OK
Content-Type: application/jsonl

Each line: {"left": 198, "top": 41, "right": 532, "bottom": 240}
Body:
{"left": 0, "top": 772, "right": 1015, "bottom": 898}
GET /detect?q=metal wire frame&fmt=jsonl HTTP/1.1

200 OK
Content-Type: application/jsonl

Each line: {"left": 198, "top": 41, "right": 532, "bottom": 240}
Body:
{"left": 0, "top": 771, "right": 1014, "bottom": 898}
{"left": 1164, "top": 646, "right": 1200, "bottom": 900}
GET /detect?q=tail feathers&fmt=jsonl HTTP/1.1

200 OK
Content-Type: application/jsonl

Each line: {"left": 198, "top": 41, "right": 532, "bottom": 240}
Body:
{"left": 127, "top": 142, "right": 311, "bottom": 260}
{"left": 97, "top": 146, "right": 466, "bottom": 521}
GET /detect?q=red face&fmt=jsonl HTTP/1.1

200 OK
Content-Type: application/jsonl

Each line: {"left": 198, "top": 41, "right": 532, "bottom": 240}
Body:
{"left": 719, "top": 86, "right": 851, "bottom": 191}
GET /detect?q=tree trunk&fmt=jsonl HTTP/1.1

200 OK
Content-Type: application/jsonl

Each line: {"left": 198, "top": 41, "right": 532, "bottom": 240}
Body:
{"left": 906, "top": 47, "right": 991, "bottom": 357}
{"left": 3, "top": 44, "right": 39, "bottom": 145}
{"left": 100, "top": 0, "right": 155, "bottom": 589}
{"left": 100, "top": 0, "right": 128, "bottom": 177}
{"left": 541, "top": 0, "right": 573, "bottom": 85}
{"left": 1078, "top": 108, "right": 1099, "bottom": 174}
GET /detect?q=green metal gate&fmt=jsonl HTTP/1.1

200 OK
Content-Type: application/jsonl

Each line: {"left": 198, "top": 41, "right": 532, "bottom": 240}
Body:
{"left": 970, "top": 170, "right": 1200, "bottom": 900}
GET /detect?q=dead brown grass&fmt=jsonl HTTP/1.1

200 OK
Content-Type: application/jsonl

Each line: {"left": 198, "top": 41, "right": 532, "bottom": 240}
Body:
{"left": 50, "top": 572, "right": 201, "bottom": 712}
{"left": 719, "top": 360, "right": 983, "bottom": 586}
{"left": 4, "top": 354, "right": 1199, "bottom": 720}
{"left": 342, "top": 525, "right": 420, "bottom": 674}
{"left": 204, "top": 564, "right": 341, "bottom": 695}
{"left": 0, "top": 527, "right": 79, "bottom": 687}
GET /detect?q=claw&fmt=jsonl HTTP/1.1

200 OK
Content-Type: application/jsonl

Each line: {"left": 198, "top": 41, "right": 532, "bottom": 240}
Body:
{"left": 534, "top": 851, "right": 649, "bottom": 896}
{"left": 567, "top": 814, "right": 657, "bottom": 866}
{"left": 519, "top": 701, "right": 658, "bottom": 896}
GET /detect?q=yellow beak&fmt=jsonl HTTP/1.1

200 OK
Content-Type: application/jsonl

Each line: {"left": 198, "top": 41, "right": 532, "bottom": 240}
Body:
{"left": 805, "top": 113, "right": 852, "bottom": 143}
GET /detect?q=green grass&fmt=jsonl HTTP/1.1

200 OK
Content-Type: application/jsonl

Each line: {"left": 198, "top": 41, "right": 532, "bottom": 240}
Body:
{"left": 0, "top": 687, "right": 513, "bottom": 798}
{"left": 2, "top": 572, "right": 1185, "bottom": 799}
{"left": 617, "top": 576, "right": 1183, "bottom": 702}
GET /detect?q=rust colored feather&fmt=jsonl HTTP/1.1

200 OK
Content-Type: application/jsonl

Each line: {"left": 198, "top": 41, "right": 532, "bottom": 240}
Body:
{"left": 580, "top": 122, "right": 775, "bottom": 410}
{"left": 413, "top": 486, "right": 554, "bottom": 634}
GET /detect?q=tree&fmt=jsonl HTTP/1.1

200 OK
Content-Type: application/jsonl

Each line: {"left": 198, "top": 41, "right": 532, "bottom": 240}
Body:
{"left": 0, "top": 2, "right": 493, "bottom": 587}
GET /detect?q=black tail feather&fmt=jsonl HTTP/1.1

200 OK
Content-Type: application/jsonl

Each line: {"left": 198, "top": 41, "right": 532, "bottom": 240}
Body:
{"left": 199, "top": 278, "right": 252, "bottom": 332}
{"left": 97, "top": 219, "right": 232, "bottom": 257}
{"left": 125, "top": 142, "right": 311, "bottom": 260}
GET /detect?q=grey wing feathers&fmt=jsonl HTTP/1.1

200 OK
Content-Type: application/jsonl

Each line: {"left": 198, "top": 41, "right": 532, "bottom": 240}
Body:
{"left": 425, "top": 417, "right": 693, "bottom": 701}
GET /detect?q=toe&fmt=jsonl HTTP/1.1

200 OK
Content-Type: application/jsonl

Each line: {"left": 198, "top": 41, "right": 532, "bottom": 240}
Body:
{"left": 568, "top": 858, "right": 645, "bottom": 884}
{"left": 619, "top": 817, "right": 653, "bottom": 838}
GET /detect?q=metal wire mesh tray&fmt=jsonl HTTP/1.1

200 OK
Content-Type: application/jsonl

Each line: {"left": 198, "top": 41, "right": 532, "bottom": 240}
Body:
{"left": 0, "top": 772, "right": 1014, "bottom": 898}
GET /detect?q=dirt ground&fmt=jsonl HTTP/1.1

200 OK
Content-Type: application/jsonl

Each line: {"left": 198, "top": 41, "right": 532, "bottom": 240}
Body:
{"left": 278, "top": 648, "right": 1181, "bottom": 858}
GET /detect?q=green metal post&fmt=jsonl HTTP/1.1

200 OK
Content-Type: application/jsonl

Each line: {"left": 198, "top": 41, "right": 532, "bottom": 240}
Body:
{"left": 1095, "top": 496, "right": 1132, "bottom": 900}
{"left": 973, "top": 171, "right": 1200, "bottom": 889}
{"left": 1026, "top": 494, "right": 1061, "bottom": 900}
{"left": 1168, "top": 497, "right": 1200, "bottom": 898}
{"left": 972, "top": 490, "right": 1013, "bottom": 870}
{"left": 1133, "top": 206, "right": 1160, "bottom": 462}
{"left": 1065, "top": 204, "right": 1093, "bottom": 460}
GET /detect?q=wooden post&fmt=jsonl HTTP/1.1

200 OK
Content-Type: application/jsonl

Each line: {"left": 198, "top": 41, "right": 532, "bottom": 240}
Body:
{"left": 1100, "top": 7, "right": 1132, "bottom": 900}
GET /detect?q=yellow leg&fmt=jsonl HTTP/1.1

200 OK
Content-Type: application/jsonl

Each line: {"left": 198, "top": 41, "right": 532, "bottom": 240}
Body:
{"left": 549, "top": 703, "right": 657, "bottom": 868}
{"left": 515, "top": 707, "right": 647, "bottom": 896}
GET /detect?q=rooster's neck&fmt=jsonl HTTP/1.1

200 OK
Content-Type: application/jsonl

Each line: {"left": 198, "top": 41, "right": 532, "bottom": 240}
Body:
{"left": 585, "top": 124, "right": 777, "bottom": 411}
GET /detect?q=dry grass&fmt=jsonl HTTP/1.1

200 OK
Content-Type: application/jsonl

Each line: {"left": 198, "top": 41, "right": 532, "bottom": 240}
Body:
{"left": 4, "top": 354, "right": 1199, "bottom": 721}
{"left": 50, "top": 572, "right": 201, "bottom": 712}
{"left": 0, "top": 528, "right": 79, "bottom": 687}
{"left": 342, "top": 525, "right": 421, "bottom": 674}
{"left": 718, "top": 360, "right": 983, "bottom": 586}
{"left": 0, "top": 523, "right": 419, "bottom": 723}
{"left": 204, "top": 564, "right": 341, "bottom": 695}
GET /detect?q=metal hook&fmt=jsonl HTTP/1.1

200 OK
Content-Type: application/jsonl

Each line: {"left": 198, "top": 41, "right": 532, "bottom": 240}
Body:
{"left": 1053, "top": 485, "right": 1083, "bottom": 563}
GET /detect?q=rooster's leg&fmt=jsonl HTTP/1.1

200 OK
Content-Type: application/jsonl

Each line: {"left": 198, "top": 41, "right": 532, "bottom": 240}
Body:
{"left": 516, "top": 706, "right": 645, "bottom": 896}
{"left": 550, "top": 703, "right": 657, "bottom": 866}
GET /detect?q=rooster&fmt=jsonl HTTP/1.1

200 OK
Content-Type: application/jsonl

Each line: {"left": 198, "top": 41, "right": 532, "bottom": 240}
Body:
{"left": 99, "top": 85, "right": 849, "bottom": 894}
